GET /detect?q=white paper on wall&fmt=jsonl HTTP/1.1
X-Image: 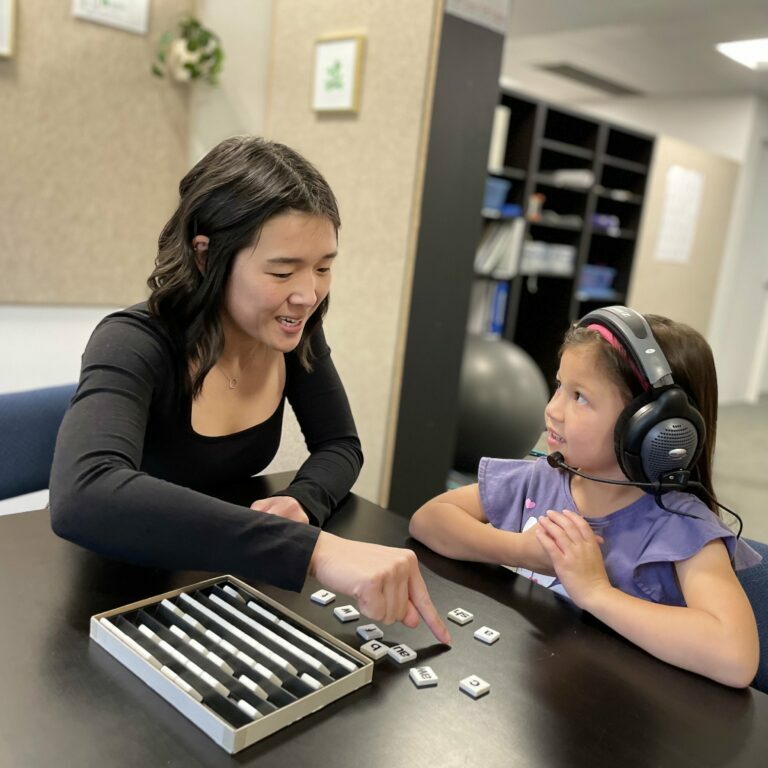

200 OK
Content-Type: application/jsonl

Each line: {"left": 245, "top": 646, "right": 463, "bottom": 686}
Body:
{"left": 654, "top": 165, "right": 705, "bottom": 264}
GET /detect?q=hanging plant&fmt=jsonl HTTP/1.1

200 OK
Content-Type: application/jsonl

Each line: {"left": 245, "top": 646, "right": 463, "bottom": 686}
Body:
{"left": 152, "top": 16, "right": 224, "bottom": 85}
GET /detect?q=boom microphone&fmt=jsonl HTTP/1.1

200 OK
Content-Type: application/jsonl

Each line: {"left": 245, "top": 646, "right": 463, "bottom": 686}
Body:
{"left": 545, "top": 451, "right": 692, "bottom": 492}
{"left": 542, "top": 451, "right": 743, "bottom": 537}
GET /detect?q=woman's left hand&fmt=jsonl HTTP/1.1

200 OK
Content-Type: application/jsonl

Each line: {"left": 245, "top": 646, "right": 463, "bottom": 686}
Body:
{"left": 535, "top": 509, "right": 611, "bottom": 606}
{"left": 251, "top": 496, "right": 310, "bottom": 524}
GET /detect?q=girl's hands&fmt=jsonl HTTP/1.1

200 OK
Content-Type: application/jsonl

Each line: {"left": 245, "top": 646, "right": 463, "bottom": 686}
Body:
{"left": 514, "top": 522, "right": 556, "bottom": 575}
{"left": 535, "top": 509, "right": 612, "bottom": 606}
{"left": 251, "top": 496, "right": 310, "bottom": 524}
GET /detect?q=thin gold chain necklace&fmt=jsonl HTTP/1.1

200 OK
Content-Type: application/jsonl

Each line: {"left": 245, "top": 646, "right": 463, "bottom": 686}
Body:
{"left": 215, "top": 348, "right": 258, "bottom": 390}
{"left": 216, "top": 364, "right": 240, "bottom": 389}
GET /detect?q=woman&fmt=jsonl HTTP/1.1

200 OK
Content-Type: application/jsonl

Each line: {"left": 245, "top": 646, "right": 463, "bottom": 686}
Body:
{"left": 50, "top": 136, "right": 449, "bottom": 643}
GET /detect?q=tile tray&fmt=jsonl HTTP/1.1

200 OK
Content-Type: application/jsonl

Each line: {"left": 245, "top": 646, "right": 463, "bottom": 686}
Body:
{"left": 90, "top": 574, "right": 373, "bottom": 753}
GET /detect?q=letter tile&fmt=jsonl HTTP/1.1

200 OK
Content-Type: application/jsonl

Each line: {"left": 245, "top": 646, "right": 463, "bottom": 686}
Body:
{"left": 333, "top": 605, "right": 360, "bottom": 622}
{"left": 447, "top": 608, "right": 474, "bottom": 625}
{"left": 387, "top": 644, "right": 417, "bottom": 664}
{"left": 409, "top": 666, "right": 439, "bottom": 688}
{"left": 473, "top": 626, "right": 500, "bottom": 645}
{"left": 459, "top": 674, "right": 490, "bottom": 699}
{"left": 311, "top": 589, "right": 336, "bottom": 605}
{"left": 356, "top": 623, "right": 384, "bottom": 641}
{"left": 360, "top": 640, "right": 389, "bottom": 660}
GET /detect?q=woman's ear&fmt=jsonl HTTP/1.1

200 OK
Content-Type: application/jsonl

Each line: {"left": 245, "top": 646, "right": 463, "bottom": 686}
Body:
{"left": 192, "top": 235, "right": 210, "bottom": 274}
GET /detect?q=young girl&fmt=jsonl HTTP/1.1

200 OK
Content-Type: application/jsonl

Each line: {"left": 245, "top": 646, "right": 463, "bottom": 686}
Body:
{"left": 410, "top": 308, "right": 760, "bottom": 686}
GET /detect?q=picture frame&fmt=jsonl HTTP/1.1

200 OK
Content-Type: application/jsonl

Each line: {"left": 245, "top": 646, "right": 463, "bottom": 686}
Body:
{"left": 71, "top": 0, "right": 150, "bottom": 36}
{"left": 0, "top": 0, "right": 15, "bottom": 58}
{"left": 312, "top": 34, "right": 365, "bottom": 113}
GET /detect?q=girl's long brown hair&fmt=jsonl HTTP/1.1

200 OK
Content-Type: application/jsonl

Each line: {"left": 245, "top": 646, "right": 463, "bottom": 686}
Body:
{"left": 147, "top": 136, "right": 340, "bottom": 397}
{"left": 562, "top": 315, "right": 719, "bottom": 514}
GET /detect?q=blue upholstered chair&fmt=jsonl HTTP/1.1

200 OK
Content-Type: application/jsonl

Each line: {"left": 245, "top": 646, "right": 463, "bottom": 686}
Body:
{"left": 739, "top": 538, "right": 768, "bottom": 694}
{"left": 0, "top": 384, "right": 76, "bottom": 501}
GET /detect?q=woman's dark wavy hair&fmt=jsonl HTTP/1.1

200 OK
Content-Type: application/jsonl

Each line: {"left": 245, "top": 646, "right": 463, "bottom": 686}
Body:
{"left": 147, "top": 136, "right": 340, "bottom": 397}
{"left": 562, "top": 315, "right": 720, "bottom": 514}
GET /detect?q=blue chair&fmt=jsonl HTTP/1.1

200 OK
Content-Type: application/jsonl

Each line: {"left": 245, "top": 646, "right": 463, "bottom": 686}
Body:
{"left": 739, "top": 538, "right": 768, "bottom": 694}
{"left": 0, "top": 384, "right": 76, "bottom": 500}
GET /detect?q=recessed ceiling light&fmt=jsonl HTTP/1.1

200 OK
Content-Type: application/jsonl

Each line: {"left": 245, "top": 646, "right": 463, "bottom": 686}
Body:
{"left": 716, "top": 38, "right": 768, "bottom": 70}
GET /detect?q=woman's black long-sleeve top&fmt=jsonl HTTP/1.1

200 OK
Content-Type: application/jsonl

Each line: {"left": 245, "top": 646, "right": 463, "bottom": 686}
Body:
{"left": 49, "top": 303, "right": 363, "bottom": 591}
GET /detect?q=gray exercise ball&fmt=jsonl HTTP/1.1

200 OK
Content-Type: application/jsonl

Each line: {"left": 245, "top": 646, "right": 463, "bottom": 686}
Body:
{"left": 454, "top": 334, "right": 550, "bottom": 472}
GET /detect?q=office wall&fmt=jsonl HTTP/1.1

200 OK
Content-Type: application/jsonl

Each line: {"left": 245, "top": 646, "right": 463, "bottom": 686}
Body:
{"left": 626, "top": 135, "right": 738, "bottom": 336}
{"left": 709, "top": 99, "right": 768, "bottom": 403}
{"left": 191, "top": 1, "right": 272, "bottom": 164}
{"left": 578, "top": 95, "right": 756, "bottom": 164}
{"left": 187, "top": 0, "right": 312, "bottom": 480}
{"left": 267, "top": 0, "right": 443, "bottom": 503}
{"left": 0, "top": 0, "right": 191, "bottom": 305}
{"left": 574, "top": 95, "right": 768, "bottom": 403}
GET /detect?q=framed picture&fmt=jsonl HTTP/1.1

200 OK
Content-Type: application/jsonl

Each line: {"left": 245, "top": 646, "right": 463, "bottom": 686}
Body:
{"left": 313, "top": 34, "right": 365, "bottom": 113}
{"left": 71, "top": 0, "right": 150, "bottom": 36}
{"left": 0, "top": 0, "right": 15, "bottom": 58}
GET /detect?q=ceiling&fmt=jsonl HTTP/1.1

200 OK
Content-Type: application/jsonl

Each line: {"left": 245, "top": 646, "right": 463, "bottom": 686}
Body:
{"left": 502, "top": 0, "right": 768, "bottom": 103}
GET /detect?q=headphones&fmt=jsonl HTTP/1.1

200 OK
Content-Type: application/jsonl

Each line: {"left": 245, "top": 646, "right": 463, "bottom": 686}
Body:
{"left": 577, "top": 305, "right": 705, "bottom": 487}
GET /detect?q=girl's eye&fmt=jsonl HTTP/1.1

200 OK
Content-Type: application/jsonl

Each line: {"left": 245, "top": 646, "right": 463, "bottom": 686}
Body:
{"left": 269, "top": 272, "right": 292, "bottom": 279}
{"left": 575, "top": 391, "right": 588, "bottom": 404}
{"left": 316, "top": 267, "right": 331, "bottom": 274}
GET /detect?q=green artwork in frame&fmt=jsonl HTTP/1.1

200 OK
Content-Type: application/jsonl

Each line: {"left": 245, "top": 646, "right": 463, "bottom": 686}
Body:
{"left": 313, "top": 34, "right": 365, "bottom": 113}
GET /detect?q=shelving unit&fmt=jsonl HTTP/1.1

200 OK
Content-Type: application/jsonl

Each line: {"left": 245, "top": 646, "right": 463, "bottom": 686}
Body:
{"left": 474, "top": 91, "right": 654, "bottom": 389}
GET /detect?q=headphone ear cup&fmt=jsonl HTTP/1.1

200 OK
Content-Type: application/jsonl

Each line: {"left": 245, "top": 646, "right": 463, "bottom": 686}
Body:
{"left": 614, "top": 390, "right": 657, "bottom": 484}
{"left": 616, "top": 387, "right": 705, "bottom": 484}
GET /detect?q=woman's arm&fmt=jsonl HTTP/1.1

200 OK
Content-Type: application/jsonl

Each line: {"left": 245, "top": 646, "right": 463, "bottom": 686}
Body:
{"left": 276, "top": 327, "right": 363, "bottom": 525}
{"left": 309, "top": 531, "right": 451, "bottom": 645}
{"left": 409, "top": 484, "right": 554, "bottom": 573}
{"left": 537, "top": 510, "right": 759, "bottom": 688}
{"left": 49, "top": 311, "right": 320, "bottom": 591}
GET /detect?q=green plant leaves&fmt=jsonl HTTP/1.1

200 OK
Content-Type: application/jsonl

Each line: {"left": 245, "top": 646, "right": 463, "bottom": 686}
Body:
{"left": 152, "top": 14, "right": 224, "bottom": 85}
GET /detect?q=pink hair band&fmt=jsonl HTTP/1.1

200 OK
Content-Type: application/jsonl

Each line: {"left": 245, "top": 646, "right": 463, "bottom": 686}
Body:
{"left": 586, "top": 323, "right": 649, "bottom": 392}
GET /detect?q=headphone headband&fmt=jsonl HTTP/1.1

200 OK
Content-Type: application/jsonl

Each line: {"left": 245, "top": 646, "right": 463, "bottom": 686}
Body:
{"left": 577, "top": 305, "right": 674, "bottom": 390}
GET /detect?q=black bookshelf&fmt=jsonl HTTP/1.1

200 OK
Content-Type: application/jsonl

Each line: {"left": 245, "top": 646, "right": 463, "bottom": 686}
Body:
{"left": 388, "top": 77, "right": 654, "bottom": 516}
{"left": 479, "top": 92, "right": 654, "bottom": 389}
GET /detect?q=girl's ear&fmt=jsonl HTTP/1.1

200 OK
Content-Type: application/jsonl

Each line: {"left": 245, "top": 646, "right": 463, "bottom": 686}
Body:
{"left": 192, "top": 235, "right": 210, "bottom": 274}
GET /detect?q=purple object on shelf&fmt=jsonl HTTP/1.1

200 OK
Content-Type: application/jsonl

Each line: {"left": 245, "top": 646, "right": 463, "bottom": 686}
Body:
{"left": 578, "top": 264, "right": 616, "bottom": 290}
{"left": 591, "top": 213, "right": 621, "bottom": 231}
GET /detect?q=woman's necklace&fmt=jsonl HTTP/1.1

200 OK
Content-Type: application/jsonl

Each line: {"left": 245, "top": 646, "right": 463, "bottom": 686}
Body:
{"left": 215, "top": 348, "right": 258, "bottom": 390}
{"left": 216, "top": 365, "right": 240, "bottom": 389}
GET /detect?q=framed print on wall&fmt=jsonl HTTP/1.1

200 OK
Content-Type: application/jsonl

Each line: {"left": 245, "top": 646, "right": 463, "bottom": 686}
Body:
{"left": 71, "top": 0, "right": 150, "bottom": 35}
{"left": 0, "top": 0, "right": 15, "bottom": 58}
{"left": 313, "top": 34, "right": 365, "bottom": 113}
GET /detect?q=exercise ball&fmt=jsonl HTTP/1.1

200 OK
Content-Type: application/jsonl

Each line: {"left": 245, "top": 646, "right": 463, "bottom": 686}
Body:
{"left": 454, "top": 335, "right": 549, "bottom": 472}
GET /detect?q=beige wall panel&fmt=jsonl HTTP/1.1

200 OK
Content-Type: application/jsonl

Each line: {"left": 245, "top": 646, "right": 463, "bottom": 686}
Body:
{"left": 628, "top": 136, "right": 739, "bottom": 337}
{"left": 0, "top": 0, "right": 191, "bottom": 305}
{"left": 267, "top": 0, "right": 441, "bottom": 503}
{"left": 191, "top": 0, "right": 272, "bottom": 164}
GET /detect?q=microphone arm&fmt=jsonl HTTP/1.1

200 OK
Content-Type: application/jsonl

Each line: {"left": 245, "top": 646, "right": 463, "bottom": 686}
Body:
{"left": 529, "top": 450, "right": 742, "bottom": 537}
{"left": 545, "top": 451, "right": 690, "bottom": 491}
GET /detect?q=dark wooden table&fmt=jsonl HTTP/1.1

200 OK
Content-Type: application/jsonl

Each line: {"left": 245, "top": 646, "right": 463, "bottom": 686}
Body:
{"left": 1, "top": 475, "right": 766, "bottom": 767}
